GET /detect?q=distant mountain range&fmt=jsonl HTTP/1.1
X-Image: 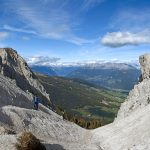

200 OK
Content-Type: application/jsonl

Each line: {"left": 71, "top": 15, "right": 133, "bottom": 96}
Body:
{"left": 31, "top": 62, "right": 140, "bottom": 91}
{"left": 52, "top": 66, "right": 80, "bottom": 76}
{"left": 67, "top": 63, "right": 140, "bottom": 91}
{"left": 31, "top": 65, "right": 56, "bottom": 76}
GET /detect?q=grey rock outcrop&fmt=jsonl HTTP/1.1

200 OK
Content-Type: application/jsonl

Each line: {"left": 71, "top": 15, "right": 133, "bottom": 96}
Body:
{"left": 0, "top": 48, "right": 51, "bottom": 107}
{"left": 139, "top": 54, "right": 150, "bottom": 80}
{"left": 91, "top": 54, "right": 150, "bottom": 150}
{"left": 116, "top": 53, "right": 150, "bottom": 119}
{"left": 0, "top": 74, "right": 33, "bottom": 108}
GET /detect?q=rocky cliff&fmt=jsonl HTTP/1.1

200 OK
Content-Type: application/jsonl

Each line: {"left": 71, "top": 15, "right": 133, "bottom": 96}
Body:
{"left": 0, "top": 74, "right": 32, "bottom": 108}
{"left": 116, "top": 53, "right": 150, "bottom": 119}
{"left": 139, "top": 54, "right": 150, "bottom": 80}
{"left": 91, "top": 54, "right": 150, "bottom": 150}
{"left": 0, "top": 48, "right": 51, "bottom": 107}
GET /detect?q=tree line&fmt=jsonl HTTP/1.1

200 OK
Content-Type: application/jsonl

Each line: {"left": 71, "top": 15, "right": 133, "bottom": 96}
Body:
{"left": 55, "top": 106, "right": 104, "bottom": 129}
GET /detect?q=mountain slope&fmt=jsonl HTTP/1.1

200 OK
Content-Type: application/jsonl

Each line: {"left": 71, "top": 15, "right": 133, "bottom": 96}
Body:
{"left": 91, "top": 54, "right": 150, "bottom": 150}
{"left": 92, "top": 102, "right": 150, "bottom": 150}
{"left": 0, "top": 74, "right": 33, "bottom": 109}
{"left": 67, "top": 63, "right": 140, "bottom": 91}
{"left": 52, "top": 66, "right": 80, "bottom": 76}
{"left": 37, "top": 74, "right": 126, "bottom": 124}
{"left": 0, "top": 48, "right": 51, "bottom": 107}
{"left": 0, "top": 70, "right": 96, "bottom": 150}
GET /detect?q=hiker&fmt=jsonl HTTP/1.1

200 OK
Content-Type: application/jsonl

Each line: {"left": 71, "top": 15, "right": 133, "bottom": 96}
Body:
{"left": 62, "top": 111, "right": 65, "bottom": 120}
{"left": 33, "top": 95, "right": 40, "bottom": 110}
{"left": 62, "top": 111, "right": 66, "bottom": 120}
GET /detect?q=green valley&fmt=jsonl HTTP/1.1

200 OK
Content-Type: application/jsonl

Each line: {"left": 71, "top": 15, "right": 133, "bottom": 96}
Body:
{"left": 37, "top": 73, "right": 127, "bottom": 127}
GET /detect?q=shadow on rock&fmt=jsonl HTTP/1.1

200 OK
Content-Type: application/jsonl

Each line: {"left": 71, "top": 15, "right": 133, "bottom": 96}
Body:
{"left": 45, "top": 144, "right": 65, "bottom": 150}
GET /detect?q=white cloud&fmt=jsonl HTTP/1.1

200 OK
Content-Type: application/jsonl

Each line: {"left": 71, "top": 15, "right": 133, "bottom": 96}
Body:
{"left": 2, "top": 0, "right": 98, "bottom": 45}
{"left": 3, "top": 25, "right": 36, "bottom": 35}
{"left": 22, "top": 36, "right": 30, "bottom": 40}
{"left": 81, "top": 0, "right": 105, "bottom": 11}
{"left": 101, "top": 31, "right": 150, "bottom": 47}
{"left": 109, "top": 9, "right": 150, "bottom": 32}
{"left": 104, "top": 8, "right": 150, "bottom": 48}
{"left": 0, "top": 32, "right": 9, "bottom": 40}
{"left": 26, "top": 56, "right": 61, "bottom": 66}
{"left": 67, "top": 36, "right": 99, "bottom": 45}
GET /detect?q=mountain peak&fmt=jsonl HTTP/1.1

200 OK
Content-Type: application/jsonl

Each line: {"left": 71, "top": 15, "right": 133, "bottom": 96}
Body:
{"left": 84, "top": 62, "right": 136, "bottom": 70}
{"left": 0, "top": 48, "right": 52, "bottom": 107}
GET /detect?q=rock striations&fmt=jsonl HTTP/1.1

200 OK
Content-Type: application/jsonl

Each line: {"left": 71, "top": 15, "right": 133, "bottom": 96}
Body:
{"left": 0, "top": 48, "right": 51, "bottom": 107}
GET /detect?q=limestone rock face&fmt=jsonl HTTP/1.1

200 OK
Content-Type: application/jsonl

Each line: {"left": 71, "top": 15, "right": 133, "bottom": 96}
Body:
{"left": 91, "top": 53, "right": 150, "bottom": 150}
{"left": 116, "top": 79, "right": 150, "bottom": 120}
{"left": 139, "top": 54, "right": 150, "bottom": 80}
{"left": 0, "top": 74, "right": 33, "bottom": 108}
{"left": 0, "top": 48, "right": 51, "bottom": 106}
{"left": 116, "top": 54, "right": 150, "bottom": 120}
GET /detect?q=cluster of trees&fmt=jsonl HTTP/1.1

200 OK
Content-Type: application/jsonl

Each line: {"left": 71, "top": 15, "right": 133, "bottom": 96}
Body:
{"left": 55, "top": 106, "right": 103, "bottom": 129}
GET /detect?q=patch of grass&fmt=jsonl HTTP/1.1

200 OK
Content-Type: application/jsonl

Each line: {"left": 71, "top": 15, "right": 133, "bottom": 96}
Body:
{"left": 16, "top": 132, "right": 46, "bottom": 150}
{"left": 72, "top": 105, "right": 118, "bottom": 124}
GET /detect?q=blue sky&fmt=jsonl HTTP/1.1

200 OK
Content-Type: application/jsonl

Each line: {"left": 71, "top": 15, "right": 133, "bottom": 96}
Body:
{"left": 0, "top": 0, "right": 150, "bottom": 64}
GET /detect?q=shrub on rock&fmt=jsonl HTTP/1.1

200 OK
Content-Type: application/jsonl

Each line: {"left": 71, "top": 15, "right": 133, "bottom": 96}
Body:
{"left": 16, "top": 132, "right": 46, "bottom": 150}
